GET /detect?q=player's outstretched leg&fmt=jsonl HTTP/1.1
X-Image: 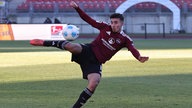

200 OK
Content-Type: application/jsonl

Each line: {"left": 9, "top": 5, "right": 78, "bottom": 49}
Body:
{"left": 30, "top": 39, "right": 82, "bottom": 54}
{"left": 72, "top": 73, "right": 101, "bottom": 108}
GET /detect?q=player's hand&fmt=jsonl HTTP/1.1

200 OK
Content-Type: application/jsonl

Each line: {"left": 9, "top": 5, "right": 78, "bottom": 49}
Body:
{"left": 138, "top": 56, "right": 149, "bottom": 63}
{"left": 30, "top": 39, "right": 44, "bottom": 46}
{"left": 70, "top": 1, "right": 78, "bottom": 9}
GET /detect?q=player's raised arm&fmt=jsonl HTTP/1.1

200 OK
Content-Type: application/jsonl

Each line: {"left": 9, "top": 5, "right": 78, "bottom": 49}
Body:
{"left": 70, "top": 1, "right": 106, "bottom": 29}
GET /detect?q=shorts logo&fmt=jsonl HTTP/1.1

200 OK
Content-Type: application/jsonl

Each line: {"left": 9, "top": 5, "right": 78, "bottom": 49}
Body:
{"left": 108, "top": 38, "right": 115, "bottom": 44}
{"left": 100, "top": 65, "right": 102, "bottom": 73}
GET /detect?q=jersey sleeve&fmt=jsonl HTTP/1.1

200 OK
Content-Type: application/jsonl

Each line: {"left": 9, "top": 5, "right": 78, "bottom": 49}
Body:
{"left": 75, "top": 7, "right": 108, "bottom": 30}
{"left": 125, "top": 36, "right": 141, "bottom": 60}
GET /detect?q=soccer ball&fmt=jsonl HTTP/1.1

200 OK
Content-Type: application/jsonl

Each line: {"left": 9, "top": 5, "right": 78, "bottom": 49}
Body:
{"left": 62, "top": 24, "right": 79, "bottom": 41}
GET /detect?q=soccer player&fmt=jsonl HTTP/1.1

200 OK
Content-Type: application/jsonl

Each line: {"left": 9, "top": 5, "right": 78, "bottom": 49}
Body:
{"left": 30, "top": 1, "right": 149, "bottom": 108}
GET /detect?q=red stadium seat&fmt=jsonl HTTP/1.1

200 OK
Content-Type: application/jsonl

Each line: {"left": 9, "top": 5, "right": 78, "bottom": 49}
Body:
{"left": 188, "top": 3, "right": 192, "bottom": 11}
{"left": 41, "top": 4, "right": 46, "bottom": 10}
{"left": 46, "top": 4, "right": 54, "bottom": 11}
{"left": 136, "top": 3, "right": 144, "bottom": 9}
{"left": 58, "top": 3, "right": 65, "bottom": 11}
{"left": 33, "top": 3, "right": 41, "bottom": 12}
{"left": 17, "top": 0, "right": 192, "bottom": 12}
{"left": 17, "top": 3, "right": 30, "bottom": 12}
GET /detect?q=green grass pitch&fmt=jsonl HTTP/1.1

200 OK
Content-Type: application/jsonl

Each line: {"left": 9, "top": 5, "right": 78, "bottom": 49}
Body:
{"left": 0, "top": 39, "right": 192, "bottom": 108}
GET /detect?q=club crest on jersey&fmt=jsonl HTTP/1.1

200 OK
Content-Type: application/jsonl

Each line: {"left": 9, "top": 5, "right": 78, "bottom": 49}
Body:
{"left": 108, "top": 38, "right": 115, "bottom": 44}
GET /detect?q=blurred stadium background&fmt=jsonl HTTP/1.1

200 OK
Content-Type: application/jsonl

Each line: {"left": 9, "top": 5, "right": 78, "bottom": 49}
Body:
{"left": 0, "top": 0, "right": 192, "bottom": 38}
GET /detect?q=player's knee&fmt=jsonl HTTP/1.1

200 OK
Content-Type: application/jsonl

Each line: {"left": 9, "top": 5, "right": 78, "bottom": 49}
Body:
{"left": 88, "top": 78, "right": 100, "bottom": 92}
{"left": 88, "top": 83, "right": 98, "bottom": 92}
{"left": 65, "top": 43, "right": 82, "bottom": 54}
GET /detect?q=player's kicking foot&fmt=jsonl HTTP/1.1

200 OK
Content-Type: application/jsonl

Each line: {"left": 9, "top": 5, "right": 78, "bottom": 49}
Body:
{"left": 30, "top": 39, "right": 69, "bottom": 50}
{"left": 30, "top": 39, "right": 44, "bottom": 46}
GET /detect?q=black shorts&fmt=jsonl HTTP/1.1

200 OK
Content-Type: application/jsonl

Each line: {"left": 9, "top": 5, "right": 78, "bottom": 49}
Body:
{"left": 71, "top": 44, "right": 102, "bottom": 79}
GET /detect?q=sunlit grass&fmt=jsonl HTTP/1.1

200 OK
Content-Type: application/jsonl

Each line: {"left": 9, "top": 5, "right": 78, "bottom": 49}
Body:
{"left": 0, "top": 39, "right": 192, "bottom": 108}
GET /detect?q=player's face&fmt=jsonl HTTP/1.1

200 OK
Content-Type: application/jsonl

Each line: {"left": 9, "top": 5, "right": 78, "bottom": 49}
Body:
{"left": 110, "top": 18, "right": 123, "bottom": 33}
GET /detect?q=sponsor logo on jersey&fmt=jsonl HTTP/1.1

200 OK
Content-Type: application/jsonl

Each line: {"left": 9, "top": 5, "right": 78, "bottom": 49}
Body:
{"left": 101, "top": 38, "right": 116, "bottom": 51}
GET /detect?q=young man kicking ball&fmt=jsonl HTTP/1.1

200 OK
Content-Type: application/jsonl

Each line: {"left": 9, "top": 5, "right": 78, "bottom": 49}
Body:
{"left": 30, "top": 1, "right": 149, "bottom": 108}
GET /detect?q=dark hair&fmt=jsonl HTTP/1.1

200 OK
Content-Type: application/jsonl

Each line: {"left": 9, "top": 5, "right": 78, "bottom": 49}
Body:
{"left": 110, "top": 13, "right": 124, "bottom": 22}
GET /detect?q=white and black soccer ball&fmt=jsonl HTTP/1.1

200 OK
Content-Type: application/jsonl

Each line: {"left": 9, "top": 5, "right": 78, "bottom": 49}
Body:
{"left": 62, "top": 25, "right": 79, "bottom": 41}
